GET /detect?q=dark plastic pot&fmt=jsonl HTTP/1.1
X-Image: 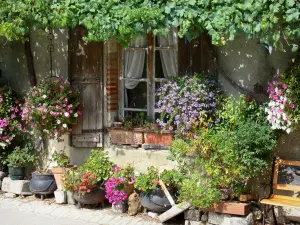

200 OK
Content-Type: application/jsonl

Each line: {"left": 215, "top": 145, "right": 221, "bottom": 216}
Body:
{"left": 73, "top": 182, "right": 106, "bottom": 208}
{"left": 8, "top": 166, "right": 25, "bottom": 180}
{"left": 140, "top": 188, "right": 176, "bottom": 212}
{"left": 29, "top": 172, "right": 57, "bottom": 197}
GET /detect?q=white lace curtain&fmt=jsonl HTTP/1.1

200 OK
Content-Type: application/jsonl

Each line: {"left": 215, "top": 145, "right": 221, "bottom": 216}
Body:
{"left": 124, "top": 30, "right": 178, "bottom": 107}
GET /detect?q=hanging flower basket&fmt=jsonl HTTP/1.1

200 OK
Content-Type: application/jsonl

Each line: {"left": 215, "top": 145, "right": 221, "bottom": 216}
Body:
{"left": 21, "top": 77, "right": 82, "bottom": 140}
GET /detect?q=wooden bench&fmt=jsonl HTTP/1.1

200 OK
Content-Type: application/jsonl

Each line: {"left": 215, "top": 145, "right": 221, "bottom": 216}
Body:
{"left": 261, "top": 158, "right": 300, "bottom": 225}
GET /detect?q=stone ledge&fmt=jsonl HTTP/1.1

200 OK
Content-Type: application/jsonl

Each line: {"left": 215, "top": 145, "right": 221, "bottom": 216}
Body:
{"left": 1, "top": 177, "right": 32, "bottom": 195}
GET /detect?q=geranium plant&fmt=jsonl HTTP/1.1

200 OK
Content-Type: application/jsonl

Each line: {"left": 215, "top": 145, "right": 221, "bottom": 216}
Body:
{"left": 0, "top": 86, "right": 24, "bottom": 149}
{"left": 134, "top": 166, "right": 183, "bottom": 193}
{"left": 63, "top": 169, "right": 98, "bottom": 194}
{"left": 52, "top": 148, "right": 70, "bottom": 168}
{"left": 105, "top": 164, "right": 136, "bottom": 205}
{"left": 21, "top": 77, "right": 82, "bottom": 139}
{"left": 6, "top": 143, "right": 36, "bottom": 167}
{"left": 266, "top": 74, "right": 295, "bottom": 133}
{"left": 156, "top": 73, "right": 221, "bottom": 136}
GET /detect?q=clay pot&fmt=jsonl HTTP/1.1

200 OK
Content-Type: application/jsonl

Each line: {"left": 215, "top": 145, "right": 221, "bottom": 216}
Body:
{"left": 51, "top": 167, "right": 65, "bottom": 191}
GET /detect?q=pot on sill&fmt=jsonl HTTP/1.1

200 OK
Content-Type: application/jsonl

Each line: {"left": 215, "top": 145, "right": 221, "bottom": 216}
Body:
{"left": 51, "top": 167, "right": 65, "bottom": 191}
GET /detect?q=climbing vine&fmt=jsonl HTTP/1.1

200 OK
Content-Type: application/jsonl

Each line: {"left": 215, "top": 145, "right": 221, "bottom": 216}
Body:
{"left": 0, "top": 0, "right": 299, "bottom": 50}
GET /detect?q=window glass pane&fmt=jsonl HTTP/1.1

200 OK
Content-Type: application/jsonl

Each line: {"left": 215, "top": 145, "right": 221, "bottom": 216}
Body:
{"left": 125, "top": 82, "right": 147, "bottom": 109}
{"left": 155, "top": 51, "right": 164, "bottom": 78}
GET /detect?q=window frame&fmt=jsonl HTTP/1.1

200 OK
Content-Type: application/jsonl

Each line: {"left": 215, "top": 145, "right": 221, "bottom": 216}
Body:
{"left": 119, "top": 32, "right": 178, "bottom": 121}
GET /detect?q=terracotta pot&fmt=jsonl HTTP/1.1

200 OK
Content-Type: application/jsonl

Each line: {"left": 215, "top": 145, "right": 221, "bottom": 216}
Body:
{"left": 123, "top": 182, "right": 134, "bottom": 196}
{"left": 51, "top": 167, "right": 65, "bottom": 191}
{"left": 144, "top": 131, "right": 175, "bottom": 146}
{"left": 151, "top": 123, "right": 159, "bottom": 130}
{"left": 108, "top": 128, "right": 144, "bottom": 146}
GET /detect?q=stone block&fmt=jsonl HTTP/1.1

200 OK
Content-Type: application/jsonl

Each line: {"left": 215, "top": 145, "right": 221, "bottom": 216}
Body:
{"left": 201, "top": 212, "right": 208, "bottom": 222}
{"left": 4, "top": 193, "right": 17, "bottom": 198}
{"left": 184, "top": 209, "right": 202, "bottom": 221}
{"left": 66, "top": 191, "right": 76, "bottom": 205}
{"left": 208, "top": 212, "right": 231, "bottom": 225}
{"left": 221, "top": 213, "right": 253, "bottom": 225}
{"left": 185, "top": 220, "right": 205, "bottom": 225}
{"left": 282, "top": 207, "right": 300, "bottom": 223}
{"left": 54, "top": 190, "right": 67, "bottom": 204}
{"left": 1, "top": 177, "right": 31, "bottom": 195}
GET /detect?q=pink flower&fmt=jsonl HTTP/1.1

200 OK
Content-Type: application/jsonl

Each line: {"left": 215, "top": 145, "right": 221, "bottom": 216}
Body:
{"left": 60, "top": 85, "right": 64, "bottom": 89}
{"left": 131, "top": 178, "right": 136, "bottom": 183}
{"left": 64, "top": 98, "right": 68, "bottom": 102}
{"left": 56, "top": 78, "right": 62, "bottom": 83}
{"left": 283, "top": 83, "right": 287, "bottom": 89}
{"left": 11, "top": 114, "right": 16, "bottom": 119}
{"left": 290, "top": 104, "right": 295, "bottom": 109}
{"left": 69, "top": 90, "right": 73, "bottom": 94}
{"left": 66, "top": 168, "right": 71, "bottom": 171}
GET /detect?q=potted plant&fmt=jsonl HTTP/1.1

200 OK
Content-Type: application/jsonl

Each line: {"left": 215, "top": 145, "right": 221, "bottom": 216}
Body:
{"left": 63, "top": 149, "right": 114, "bottom": 208}
{"left": 21, "top": 77, "right": 82, "bottom": 140}
{"left": 134, "top": 166, "right": 183, "bottom": 212}
{"left": 105, "top": 164, "right": 136, "bottom": 212}
{"left": 6, "top": 143, "right": 36, "bottom": 180}
{"left": 29, "top": 162, "right": 58, "bottom": 200}
{"left": 51, "top": 148, "right": 71, "bottom": 190}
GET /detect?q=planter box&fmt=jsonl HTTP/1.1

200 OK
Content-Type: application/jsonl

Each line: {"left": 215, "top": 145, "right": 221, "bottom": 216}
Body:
{"left": 108, "top": 128, "right": 144, "bottom": 146}
{"left": 144, "top": 130, "right": 175, "bottom": 146}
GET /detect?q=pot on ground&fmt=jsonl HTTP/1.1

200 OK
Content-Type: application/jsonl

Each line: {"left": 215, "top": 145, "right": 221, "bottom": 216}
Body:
{"left": 73, "top": 182, "right": 106, "bottom": 208}
{"left": 51, "top": 167, "right": 65, "bottom": 190}
{"left": 8, "top": 165, "right": 25, "bottom": 180}
{"left": 140, "top": 188, "right": 176, "bottom": 212}
{"left": 29, "top": 172, "right": 57, "bottom": 199}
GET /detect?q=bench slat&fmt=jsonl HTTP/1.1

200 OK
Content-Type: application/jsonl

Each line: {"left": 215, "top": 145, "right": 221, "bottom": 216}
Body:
{"left": 261, "top": 195, "right": 300, "bottom": 208}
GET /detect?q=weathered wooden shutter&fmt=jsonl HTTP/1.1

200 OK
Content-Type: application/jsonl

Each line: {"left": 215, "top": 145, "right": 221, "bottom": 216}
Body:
{"left": 70, "top": 29, "right": 104, "bottom": 147}
{"left": 178, "top": 32, "right": 217, "bottom": 75}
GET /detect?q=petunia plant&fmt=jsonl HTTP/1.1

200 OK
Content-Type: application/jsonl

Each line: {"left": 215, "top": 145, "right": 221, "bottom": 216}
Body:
{"left": 105, "top": 164, "right": 136, "bottom": 205}
{"left": 0, "top": 86, "right": 25, "bottom": 149}
{"left": 21, "top": 77, "right": 82, "bottom": 140}
{"left": 156, "top": 73, "right": 221, "bottom": 137}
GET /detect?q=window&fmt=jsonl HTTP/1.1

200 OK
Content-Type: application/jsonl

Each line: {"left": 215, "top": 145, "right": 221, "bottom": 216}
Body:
{"left": 120, "top": 31, "right": 216, "bottom": 120}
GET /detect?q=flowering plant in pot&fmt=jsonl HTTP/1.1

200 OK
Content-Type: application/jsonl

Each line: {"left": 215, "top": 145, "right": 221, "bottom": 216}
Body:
{"left": 105, "top": 164, "right": 136, "bottom": 211}
{"left": 134, "top": 166, "right": 183, "bottom": 212}
{"left": 6, "top": 143, "right": 36, "bottom": 180}
{"left": 63, "top": 149, "right": 114, "bottom": 208}
{"left": 21, "top": 77, "right": 82, "bottom": 140}
{"left": 156, "top": 73, "right": 221, "bottom": 137}
{"left": 51, "top": 148, "right": 71, "bottom": 190}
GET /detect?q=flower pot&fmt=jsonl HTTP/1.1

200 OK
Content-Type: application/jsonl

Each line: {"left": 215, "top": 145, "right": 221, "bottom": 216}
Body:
{"left": 112, "top": 201, "right": 127, "bottom": 213}
{"left": 51, "top": 167, "right": 65, "bottom": 191}
{"left": 123, "top": 182, "right": 134, "bottom": 196}
{"left": 8, "top": 166, "right": 25, "bottom": 180}
{"left": 73, "top": 185, "right": 105, "bottom": 208}
{"left": 108, "top": 128, "right": 144, "bottom": 146}
{"left": 143, "top": 130, "right": 175, "bottom": 146}
{"left": 140, "top": 188, "right": 176, "bottom": 212}
{"left": 29, "top": 172, "right": 57, "bottom": 199}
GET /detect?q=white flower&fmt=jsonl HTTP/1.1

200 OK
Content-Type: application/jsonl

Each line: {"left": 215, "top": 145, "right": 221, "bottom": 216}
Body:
{"left": 286, "top": 128, "right": 291, "bottom": 134}
{"left": 63, "top": 124, "right": 67, "bottom": 128}
{"left": 43, "top": 129, "right": 49, "bottom": 134}
{"left": 57, "top": 120, "right": 61, "bottom": 124}
{"left": 74, "top": 113, "right": 78, "bottom": 118}
{"left": 0, "top": 142, "right": 6, "bottom": 148}
{"left": 42, "top": 95, "right": 47, "bottom": 99}
{"left": 64, "top": 112, "right": 70, "bottom": 117}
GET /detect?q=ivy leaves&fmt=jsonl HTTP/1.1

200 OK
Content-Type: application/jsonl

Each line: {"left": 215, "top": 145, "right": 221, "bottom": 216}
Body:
{"left": 0, "top": 0, "right": 299, "bottom": 51}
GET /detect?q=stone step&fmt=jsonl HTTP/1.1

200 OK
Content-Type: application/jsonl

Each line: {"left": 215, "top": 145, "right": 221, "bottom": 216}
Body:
{"left": 1, "top": 177, "right": 32, "bottom": 195}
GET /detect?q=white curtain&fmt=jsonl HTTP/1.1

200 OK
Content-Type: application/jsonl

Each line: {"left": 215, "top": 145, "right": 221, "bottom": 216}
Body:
{"left": 157, "top": 29, "right": 178, "bottom": 78}
{"left": 124, "top": 36, "right": 147, "bottom": 89}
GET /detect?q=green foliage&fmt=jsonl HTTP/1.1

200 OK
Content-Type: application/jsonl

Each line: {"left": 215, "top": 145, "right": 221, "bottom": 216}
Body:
{"left": 111, "top": 164, "right": 135, "bottom": 181}
{"left": 6, "top": 142, "right": 36, "bottom": 167}
{"left": 123, "top": 112, "right": 150, "bottom": 130}
{"left": 281, "top": 55, "right": 300, "bottom": 122}
{"left": 134, "top": 166, "right": 183, "bottom": 193}
{"left": 0, "top": 0, "right": 300, "bottom": 51}
{"left": 52, "top": 148, "right": 70, "bottom": 168}
{"left": 80, "top": 149, "right": 114, "bottom": 181}
{"left": 170, "top": 95, "right": 278, "bottom": 209}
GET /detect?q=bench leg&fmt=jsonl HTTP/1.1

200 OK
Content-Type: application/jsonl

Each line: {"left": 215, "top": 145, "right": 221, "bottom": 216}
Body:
{"left": 272, "top": 205, "right": 278, "bottom": 225}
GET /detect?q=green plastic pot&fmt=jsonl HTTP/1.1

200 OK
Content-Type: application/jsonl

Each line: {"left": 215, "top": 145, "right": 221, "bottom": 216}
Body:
{"left": 8, "top": 166, "right": 25, "bottom": 180}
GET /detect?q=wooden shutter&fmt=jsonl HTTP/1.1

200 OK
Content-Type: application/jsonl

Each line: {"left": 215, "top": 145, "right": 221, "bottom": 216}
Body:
{"left": 70, "top": 28, "right": 104, "bottom": 147}
{"left": 178, "top": 32, "right": 217, "bottom": 75}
